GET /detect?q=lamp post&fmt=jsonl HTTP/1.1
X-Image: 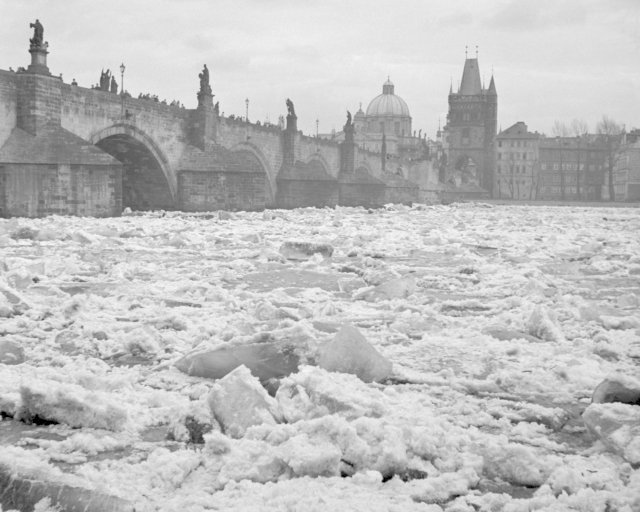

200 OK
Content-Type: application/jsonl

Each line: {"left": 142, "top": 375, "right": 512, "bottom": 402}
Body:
{"left": 316, "top": 118, "right": 319, "bottom": 151}
{"left": 119, "top": 63, "right": 125, "bottom": 116}
{"left": 245, "top": 98, "right": 249, "bottom": 122}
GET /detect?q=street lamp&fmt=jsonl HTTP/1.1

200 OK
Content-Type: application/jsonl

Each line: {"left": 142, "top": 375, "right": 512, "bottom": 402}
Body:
{"left": 316, "top": 118, "right": 319, "bottom": 138}
{"left": 119, "top": 63, "right": 125, "bottom": 116}
{"left": 245, "top": 98, "right": 249, "bottom": 122}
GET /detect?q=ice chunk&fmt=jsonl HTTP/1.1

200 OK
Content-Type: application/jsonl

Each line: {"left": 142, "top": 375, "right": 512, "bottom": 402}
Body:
{"left": 355, "top": 275, "right": 416, "bottom": 302}
{"left": 0, "top": 340, "right": 25, "bottom": 365}
{"left": 208, "top": 365, "right": 280, "bottom": 438}
{"left": 480, "top": 442, "right": 549, "bottom": 487}
{"left": 0, "top": 458, "right": 134, "bottom": 512}
{"left": 526, "top": 305, "right": 564, "bottom": 342}
{"left": 592, "top": 374, "right": 640, "bottom": 405}
{"left": 279, "top": 240, "right": 333, "bottom": 260}
{"left": 317, "top": 324, "right": 392, "bottom": 383}
{"left": 175, "top": 341, "right": 301, "bottom": 382}
{"left": 276, "top": 366, "right": 388, "bottom": 423}
{"left": 276, "top": 435, "right": 342, "bottom": 477}
{"left": 0, "top": 285, "right": 30, "bottom": 315}
{"left": 583, "top": 402, "right": 640, "bottom": 464}
{"left": 166, "top": 399, "right": 217, "bottom": 444}
{"left": 17, "top": 380, "right": 128, "bottom": 431}
{"left": 482, "top": 326, "right": 540, "bottom": 343}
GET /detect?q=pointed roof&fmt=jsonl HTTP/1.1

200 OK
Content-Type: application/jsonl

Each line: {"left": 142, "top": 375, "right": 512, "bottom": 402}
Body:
{"left": 488, "top": 75, "right": 497, "bottom": 95}
{"left": 459, "top": 58, "right": 482, "bottom": 95}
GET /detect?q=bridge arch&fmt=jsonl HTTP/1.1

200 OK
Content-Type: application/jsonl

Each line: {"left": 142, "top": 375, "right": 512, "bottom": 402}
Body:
{"left": 355, "top": 160, "right": 374, "bottom": 175}
{"left": 453, "top": 154, "right": 479, "bottom": 186}
{"left": 230, "top": 141, "right": 274, "bottom": 205}
{"left": 90, "top": 123, "right": 176, "bottom": 211}
{"left": 305, "top": 153, "right": 332, "bottom": 177}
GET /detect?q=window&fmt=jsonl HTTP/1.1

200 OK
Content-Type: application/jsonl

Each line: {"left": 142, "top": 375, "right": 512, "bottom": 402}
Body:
{"left": 497, "top": 153, "right": 502, "bottom": 160}
{"left": 498, "top": 141, "right": 502, "bottom": 148}
{"left": 462, "top": 128, "right": 470, "bottom": 146}
{"left": 523, "top": 153, "right": 527, "bottom": 160}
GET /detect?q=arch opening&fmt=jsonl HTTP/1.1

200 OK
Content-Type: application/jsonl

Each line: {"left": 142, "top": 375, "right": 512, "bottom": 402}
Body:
{"left": 95, "top": 134, "right": 175, "bottom": 211}
{"left": 454, "top": 155, "right": 479, "bottom": 186}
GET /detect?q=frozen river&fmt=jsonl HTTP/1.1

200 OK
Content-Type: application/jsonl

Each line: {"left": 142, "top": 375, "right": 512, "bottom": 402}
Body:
{"left": 1, "top": 203, "right": 639, "bottom": 511}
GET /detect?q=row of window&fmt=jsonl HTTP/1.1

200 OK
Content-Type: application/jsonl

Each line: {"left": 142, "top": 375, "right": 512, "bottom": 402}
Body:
{"left": 497, "top": 179, "right": 530, "bottom": 186}
{"left": 497, "top": 165, "right": 531, "bottom": 174}
{"left": 497, "top": 140, "right": 530, "bottom": 148}
{"left": 540, "top": 163, "right": 594, "bottom": 171}
{"left": 497, "top": 152, "right": 529, "bottom": 160}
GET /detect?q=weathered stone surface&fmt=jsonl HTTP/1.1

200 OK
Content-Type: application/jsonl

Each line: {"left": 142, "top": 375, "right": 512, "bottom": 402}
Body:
{"left": 207, "top": 365, "right": 280, "bottom": 438}
{"left": 317, "top": 324, "right": 392, "bottom": 383}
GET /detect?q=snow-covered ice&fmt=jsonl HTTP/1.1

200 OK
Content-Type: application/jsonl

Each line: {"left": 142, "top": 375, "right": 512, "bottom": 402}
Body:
{"left": 1, "top": 203, "right": 640, "bottom": 511}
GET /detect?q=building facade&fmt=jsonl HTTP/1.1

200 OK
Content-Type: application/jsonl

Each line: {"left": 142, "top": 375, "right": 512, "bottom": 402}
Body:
{"left": 495, "top": 122, "right": 541, "bottom": 199}
{"left": 495, "top": 121, "right": 610, "bottom": 201}
{"left": 613, "top": 129, "right": 640, "bottom": 201}
{"left": 443, "top": 56, "right": 497, "bottom": 195}
{"left": 537, "top": 136, "right": 606, "bottom": 201}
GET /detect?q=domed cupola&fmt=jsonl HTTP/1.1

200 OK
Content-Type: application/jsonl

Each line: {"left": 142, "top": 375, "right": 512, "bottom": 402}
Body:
{"left": 364, "top": 77, "right": 411, "bottom": 136}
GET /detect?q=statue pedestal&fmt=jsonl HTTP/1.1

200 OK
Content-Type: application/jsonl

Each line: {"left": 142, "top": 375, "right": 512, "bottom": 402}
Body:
{"left": 27, "top": 45, "right": 50, "bottom": 75}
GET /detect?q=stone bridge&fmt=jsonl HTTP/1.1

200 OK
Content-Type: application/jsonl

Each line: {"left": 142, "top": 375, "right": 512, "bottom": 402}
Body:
{"left": 0, "top": 34, "right": 423, "bottom": 217}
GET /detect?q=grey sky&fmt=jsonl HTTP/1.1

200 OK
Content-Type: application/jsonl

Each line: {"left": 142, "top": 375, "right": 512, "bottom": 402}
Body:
{"left": 1, "top": 0, "right": 639, "bottom": 137}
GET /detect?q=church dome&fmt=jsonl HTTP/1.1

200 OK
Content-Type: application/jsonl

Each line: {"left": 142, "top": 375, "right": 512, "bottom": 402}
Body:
{"left": 365, "top": 79, "right": 410, "bottom": 118}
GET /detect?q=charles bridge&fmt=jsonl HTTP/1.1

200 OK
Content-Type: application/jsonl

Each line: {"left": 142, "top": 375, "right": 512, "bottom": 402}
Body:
{"left": 0, "top": 23, "right": 428, "bottom": 217}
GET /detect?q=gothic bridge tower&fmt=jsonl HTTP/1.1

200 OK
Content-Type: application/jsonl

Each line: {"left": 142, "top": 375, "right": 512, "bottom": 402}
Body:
{"left": 443, "top": 50, "right": 497, "bottom": 195}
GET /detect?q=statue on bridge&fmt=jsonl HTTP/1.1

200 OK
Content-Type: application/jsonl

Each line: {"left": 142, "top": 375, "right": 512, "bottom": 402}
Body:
{"left": 343, "top": 110, "right": 355, "bottom": 136}
{"left": 99, "top": 69, "right": 112, "bottom": 92}
{"left": 286, "top": 98, "right": 296, "bottom": 118}
{"left": 199, "top": 64, "right": 212, "bottom": 96}
{"left": 110, "top": 75, "right": 118, "bottom": 94}
{"left": 29, "top": 19, "right": 44, "bottom": 48}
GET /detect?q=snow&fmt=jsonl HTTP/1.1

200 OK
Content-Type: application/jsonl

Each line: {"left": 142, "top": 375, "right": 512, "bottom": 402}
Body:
{"left": 0, "top": 203, "right": 639, "bottom": 510}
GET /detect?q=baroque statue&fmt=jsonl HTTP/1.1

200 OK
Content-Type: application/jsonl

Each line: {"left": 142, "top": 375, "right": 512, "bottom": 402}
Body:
{"left": 29, "top": 19, "right": 44, "bottom": 48}
{"left": 286, "top": 98, "right": 295, "bottom": 117}
{"left": 199, "top": 64, "right": 212, "bottom": 95}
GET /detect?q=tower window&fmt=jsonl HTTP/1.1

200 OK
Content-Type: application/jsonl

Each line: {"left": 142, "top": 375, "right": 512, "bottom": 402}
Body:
{"left": 462, "top": 128, "right": 470, "bottom": 145}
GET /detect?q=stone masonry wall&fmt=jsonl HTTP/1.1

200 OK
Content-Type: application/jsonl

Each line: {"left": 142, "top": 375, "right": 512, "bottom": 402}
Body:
{"left": 0, "top": 163, "right": 121, "bottom": 217}
{"left": 275, "top": 179, "right": 339, "bottom": 209}
{"left": 60, "top": 85, "right": 191, "bottom": 177}
{"left": 339, "top": 183, "right": 386, "bottom": 208}
{"left": 0, "top": 71, "right": 17, "bottom": 147}
{"left": 16, "top": 73, "right": 62, "bottom": 135}
{"left": 178, "top": 171, "right": 266, "bottom": 212}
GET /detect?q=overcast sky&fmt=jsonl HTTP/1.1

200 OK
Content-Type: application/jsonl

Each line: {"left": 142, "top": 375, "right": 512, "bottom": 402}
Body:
{"left": 2, "top": 0, "right": 639, "bottom": 138}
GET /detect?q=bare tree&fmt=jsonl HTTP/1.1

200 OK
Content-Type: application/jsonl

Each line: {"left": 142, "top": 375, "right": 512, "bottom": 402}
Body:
{"left": 596, "top": 116, "right": 623, "bottom": 201}
{"left": 571, "top": 119, "right": 589, "bottom": 200}
{"left": 552, "top": 121, "right": 569, "bottom": 200}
